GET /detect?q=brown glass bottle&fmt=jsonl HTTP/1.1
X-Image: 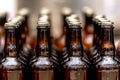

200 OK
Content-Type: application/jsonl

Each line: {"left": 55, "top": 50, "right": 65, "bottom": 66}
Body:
{"left": 0, "top": 22, "right": 24, "bottom": 80}
{"left": 18, "top": 8, "right": 37, "bottom": 52}
{"left": 8, "top": 16, "right": 25, "bottom": 52}
{"left": 53, "top": 7, "right": 72, "bottom": 52}
{"left": 95, "top": 21, "right": 119, "bottom": 80}
{"left": 50, "top": 10, "right": 74, "bottom": 80}
{"left": 92, "top": 18, "right": 111, "bottom": 64}
{"left": 89, "top": 16, "right": 108, "bottom": 62}
{"left": 87, "top": 16, "right": 109, "bottom": 80}
{"left": 51, "top": 14, "right": 79, "bottom": 80}
{"left": 31, "top": 21, "right": 54, "bottom": 80}
{"left": 82, "top": 7, "right": 95, "bottom": 53}
{"left": 0, "top": 12, "right": 7, "bottom": 60}
{"left": 116, "top": 42, "right": 120, "bottom": 59}
{"left": 14, "top": 14, "right": 32, "bottom": 62}
{"left": 15, "top": 12, "right": 33, "bottom": 80}
{"left": 64, "top": 21, "right": 88, "bottom": 80}
{"left": 17, "top": 8, "right": 30, "bottom": 45}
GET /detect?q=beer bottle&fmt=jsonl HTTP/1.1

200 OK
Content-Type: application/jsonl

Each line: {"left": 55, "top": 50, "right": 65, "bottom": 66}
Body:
{"left": 95, "top": 21, "right": 120, "bottom": 80}
{"left": 82, "top": 6, "right": 95, "bottom": 53}
{"left": 50, "top": 9, "right": 74, "bottom": 80}
{"left": 64, "top": 20, "right": 88, "bottom": 80}
{"left": 65, "top": 14, "right": 90, "bottom": 64}
{"left": 0, "top": 21, "right": 24, "bottom": 80}
{"left": 89, "top": 15, "right": 107, "bottom": 62}
{"left": 8, "top": 17, "right": 33, "bottom": 80}
{"left": 8, "top": 16, "right": 25, "bottom": 51}
{"left": 13, "top": 12, "right": 33, "bottom": 80}
{"left": 15, "top": 15, "right": 33, "bottom": 66}
{"left": 51, "top": 14, "right": 78, "bottom": 80}
{"left": 18, "top": 8, "right": 37, "bottom": 52}
{"left": 30, "top": 20, "right": 54, "bottom": 80}
{"left": 54, "top": 7, "right": 73, "bottom": 52}
{"left": 17, "top": 8, "right": 30, "bottom": 44}
{"left": 82, "top": 6, "right": 94, "bottom": 34}
{"left": 0, "top": 12, "right": 7, "bottom": 60}
{"left": 17, "top": 10, "right": 34, "bottom": 80}
{"left": 87, "top": 16, "right": 108, "bottom": 80}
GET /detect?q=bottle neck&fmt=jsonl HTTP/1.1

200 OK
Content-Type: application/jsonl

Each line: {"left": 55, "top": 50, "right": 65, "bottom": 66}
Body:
{"left": 36, "top": 27, "right": 50, "bottom": 57}
{"left": 84, "top": 16, "right": 94, "bottom": 34}
{"left": 24, "top": 16, "right": 29, "bottom": 35}
{"left": 63, "top": 15, "right": 68, "bottom": 35}
{"left": 20, "top": 21, "right": 26, "bottom": 45}
{"left": 4, "top": 29, "right": 18, "bottom": 57}
{"left": 85, "top": 16, "right": 93, "bottom": 25}
{"left": 93, "top": 22, "right": 100, "bottom": 46}
{"left": 0, "top": 15, "right": 7, "bottom": 26}
{"left": 100, "top": 27, "right": 115, "bottom": 56}
{"left": 68, "top": 27, "right": 83, "bottom": 57}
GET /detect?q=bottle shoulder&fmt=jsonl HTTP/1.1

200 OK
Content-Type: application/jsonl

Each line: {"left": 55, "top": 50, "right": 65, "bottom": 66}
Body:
{"left": 96, "top": 56, "right": 120, "bottom": 69}
{"left": 1, "top": 57, "right": 23, "bottom": 70}
{"left": 32, "top": 57, "right": 54, "bottom": 69}
{"left": 65, "top": 56, "right": 88, "bottom": 70}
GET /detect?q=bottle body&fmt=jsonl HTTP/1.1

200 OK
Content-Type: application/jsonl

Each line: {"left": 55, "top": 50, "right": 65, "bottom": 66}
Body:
{"left": 64, "top": 56, "right": 87, "bottom": 80}
{"left": 0, "top": 57, "right": 23, "bottom": 80}
{"left": 95, "top": 21, "right": 120, "bottom": 80}
{"left": 31, "top": 20, "right": 54, "bottom": 80}
{"left": 96, "top": 55, "right": 119, "bottom": 80}
{"left": 63, "top": 19, "right": 88, "bottom": 80}
{"left": 0, "top": 22, "right": 24, "bottom": 80}
{"left": 82, "top": 7, "right": 94, "bottom": 53}
{"left": 32, "top": 56, "right": 54, "bottom": 80}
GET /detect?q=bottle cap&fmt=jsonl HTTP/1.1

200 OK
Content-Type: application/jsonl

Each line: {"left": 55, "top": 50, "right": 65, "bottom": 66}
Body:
{"left": 100, "top": 21, "right": 114, "bottom": 27}
{"left": 66, "top": 14, "right": 80, "bottom": 22}
{"left": 38, "top": 15, "right": 50, "bottom": 22}
{"left": 5, "top": 16, "right": 25, "bottom": 29}
{"left": 68, "top": 20, "right": 81, "bottom": 28}
{"left": 61, "top": 7, "right": 72, "bottom": 16}
{"left": 39, "top": 7, "right": 51, "bottom": 16}
{"left": 82, "top": 6, "right": 94, "bottom": 17}
{"left": 18, "top": 8, "right": 30, "bottom": 17}
{"left": 93, "top": 14, "right": 106, "bottom": 22}
{"left": 37, "top": 20, "right": 50, "bottom": 28}
{"left": 5, "top": 22, "right": 18, "bottom": 29}
{"left": 9, "top": 16, "right": 25, "bottom": 26}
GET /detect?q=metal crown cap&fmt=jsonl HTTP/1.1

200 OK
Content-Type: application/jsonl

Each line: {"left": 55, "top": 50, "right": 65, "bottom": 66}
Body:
{"left": 66, "top": 18, "right": 80, "bottom": 25}
{"left": 68, "top": 20, "right": 81, "bottom": 28}
{"left": 66, "top": 14, "right": 80, "bottom": 21}
{"left": 39, "top": 7, "right": 51, "bottom": 16}
{"left": 38, "top": 15, "right": 50, "bottom": 22}
{"left": 97, "top": 18, "right": 110, "bottom": 25}
{"left": 66, "top": 14, "right": 81, "bottom": 25}
{"left": 9, "top": 16, "right": 25, "bottom": 26}
{"left": 100, "top": 21, "right": 114, "bottom": 26}
{"left": 70, "top": 14, "right": 80, "bottom": 19}
{"left": 5, "top": 22, "right": 18, "bottom": 29}
{"left": 93, "top": 14, "right": 106, "bottom": 22}
{"left": 61, "top": 7, "right": 72, "bottom": 16}
{"left": 82, "top": 6, "right": 94, "bottom": 16}
{"left": 18, "top": 8, "right": 30, "bottom": 16}
{"left": 100, "top": 21, "right": 114, "bottom": 28}
{"left": 37, "top": 20, "right": 50, "bottom": 28}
